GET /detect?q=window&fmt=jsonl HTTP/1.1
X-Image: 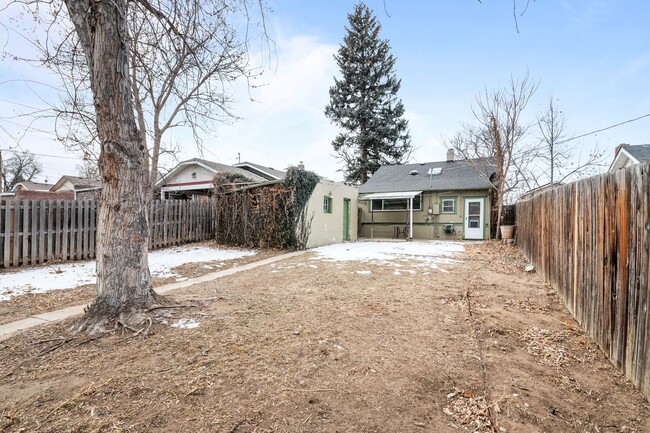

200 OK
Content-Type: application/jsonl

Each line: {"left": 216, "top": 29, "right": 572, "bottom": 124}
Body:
{"left": 441, "top": 198, "right": 456, "bottom": 214}
{"left": 370, "top": 194, "right": 422, "bottom": 211}
{"left": 323, "top": 196, "right": 332, "bottom": 213}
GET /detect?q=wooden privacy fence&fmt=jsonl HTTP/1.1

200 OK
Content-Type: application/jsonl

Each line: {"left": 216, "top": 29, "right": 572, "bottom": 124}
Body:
{"left": 0, "top": 199, "right": 215, "bottom": 268}
{"left": 517, "top": 162, "right": 650, "bottom": 401}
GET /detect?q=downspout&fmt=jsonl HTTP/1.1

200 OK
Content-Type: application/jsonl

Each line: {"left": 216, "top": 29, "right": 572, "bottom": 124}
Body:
{"left": 409, "top": 197, "right": 413, "bottom": 240}
{"left": 371, "top": 200, "right": 374, "bottom": 239}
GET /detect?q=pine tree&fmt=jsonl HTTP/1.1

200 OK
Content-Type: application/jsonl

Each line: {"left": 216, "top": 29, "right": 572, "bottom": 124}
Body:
{"left": 325, "top": 3, "right": 412, "bottom": 185}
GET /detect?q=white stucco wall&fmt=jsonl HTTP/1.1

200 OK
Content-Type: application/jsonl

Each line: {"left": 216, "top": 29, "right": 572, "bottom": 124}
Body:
{"left": 304, "top": 179, "right": 358, "bottom": 249}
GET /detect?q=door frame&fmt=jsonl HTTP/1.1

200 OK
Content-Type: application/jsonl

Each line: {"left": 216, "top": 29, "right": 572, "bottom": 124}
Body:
{"left": 463, "top": 197, "right": 485, "bottom": 240}
{"left": 343, "top": 198, "right": 351, "bottom": 241}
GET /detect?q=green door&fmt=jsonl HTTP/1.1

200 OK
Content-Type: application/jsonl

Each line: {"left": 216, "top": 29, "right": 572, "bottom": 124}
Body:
{"left": 343, "top": 199, "right": 350, "bottom": 241}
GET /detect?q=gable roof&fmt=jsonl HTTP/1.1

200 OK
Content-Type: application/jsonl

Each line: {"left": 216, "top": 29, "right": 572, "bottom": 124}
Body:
{"left": 609, "top": 144, "right": 650, "bottom": 171}
{"left": 233, "top": 161, "right": 285, "bottom": 180}
{"left": 50, "top": 176, "right": 101, "bottom": 192}
{"left": 157, "top": 158, "right": 267, "bottom": 186}
{"left": 12, "top": 181, "right": 54, "bottom": 192}
{"left": 358, "top": 158, "right": 496, "bottom": 194}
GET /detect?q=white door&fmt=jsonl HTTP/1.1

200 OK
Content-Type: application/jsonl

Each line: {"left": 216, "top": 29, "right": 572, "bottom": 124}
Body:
{"left": 464, "top": 198, "right": 484, "bottom": 240}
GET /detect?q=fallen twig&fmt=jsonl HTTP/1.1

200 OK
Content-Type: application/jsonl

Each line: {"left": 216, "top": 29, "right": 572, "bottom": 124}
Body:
{"left": 228, "top": 419, "right": 245, "bottom": 433}
{"left": 147, "top": 304, "right": 198, "bottom": 312}
{"left": 37, "top": 338, "right": 75, "bottom": 357}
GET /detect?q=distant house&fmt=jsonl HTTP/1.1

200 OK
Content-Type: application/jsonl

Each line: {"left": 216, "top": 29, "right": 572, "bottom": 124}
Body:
{"left": 609, "top": 143, "right": 650, "bottom": 171}
{"left": 358, "top": 152, "right": 496, "bottom": 240}
{"left": 157, "top": 158, "right": 284, "bottom": 200}
{"left": 50, "top": 176, "right": 101, "bottom": 200}
{"left": 0, "top": 181, "right": 74, "bottom": 200}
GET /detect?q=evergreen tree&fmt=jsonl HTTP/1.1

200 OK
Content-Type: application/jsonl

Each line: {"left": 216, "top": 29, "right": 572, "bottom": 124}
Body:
{"left": 325, "top": 3, "right": 412, "bottom": 184}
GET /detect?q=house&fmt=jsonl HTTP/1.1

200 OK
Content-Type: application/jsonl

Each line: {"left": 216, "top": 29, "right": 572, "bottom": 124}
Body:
{"left": 609, "top": 143, "right": 650, "bottom": 171}
{"left": 50, "top": 176, "right": 102, "bottom": 200}
{"left": 0, "top": 181, "right": 75, "bottom": 200}
{"left": 358, "top": 151, "right": 496, "bottom": 240}
{"left": 157, "top": 158, "right": 283, "bottom": 200}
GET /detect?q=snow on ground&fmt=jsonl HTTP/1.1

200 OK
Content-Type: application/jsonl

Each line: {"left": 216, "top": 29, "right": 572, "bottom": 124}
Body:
{"left": 0, "top": 246, "right": 256, "bottom": 302}
{"left": 310, "top": 241, "right": 464, "bottom": 274}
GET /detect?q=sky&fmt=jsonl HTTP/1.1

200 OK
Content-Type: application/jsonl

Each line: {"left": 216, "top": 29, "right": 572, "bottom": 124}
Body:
{"left": 0, "top": 0, "right": 649, "bottom": 184}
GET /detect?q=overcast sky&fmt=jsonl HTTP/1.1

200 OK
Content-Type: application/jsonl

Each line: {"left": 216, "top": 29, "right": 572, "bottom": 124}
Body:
{"left": 1, "top": 0, "right": 649, "bottom": 183}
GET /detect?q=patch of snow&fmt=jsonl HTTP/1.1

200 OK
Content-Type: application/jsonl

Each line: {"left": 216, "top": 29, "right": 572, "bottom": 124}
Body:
{"left": 311, "top": 241, "right": 464, "bottom": 269}
{"left": 171, "top": 318, "right": 199, "bottom": 329}
{"left": 355, "top": 270, "right": 372, "bottom": 275}
{"left": 0, "top": 245, "right": 256, "bottom": 302}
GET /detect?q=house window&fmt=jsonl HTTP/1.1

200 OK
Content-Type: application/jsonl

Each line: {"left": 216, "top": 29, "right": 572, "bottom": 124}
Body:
{"left": 370, "top": 194, "right": 422, "bottom": 211}
{"left": 441, "top": 198, "right": 456, "bottom": 214}
{"left": 323, "top": 196, "right": 333, "bottom": 213}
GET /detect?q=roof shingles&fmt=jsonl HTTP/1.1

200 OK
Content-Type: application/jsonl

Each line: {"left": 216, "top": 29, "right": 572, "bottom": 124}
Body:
{"left": 358, "top": 158, "right": 496, "bottom": 194}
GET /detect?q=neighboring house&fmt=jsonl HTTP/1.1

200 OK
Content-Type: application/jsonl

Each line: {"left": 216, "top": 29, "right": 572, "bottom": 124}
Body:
{"left": 0, "top": 181, "right": 75, "bottom": 200}
{"left": 305, "top": 178, "right": 358, "bottom": 248}
{"left": 358, "top": 152, "right": 496, "bottom": 240}
{"left": 157, "top": 158, "right": 280, "bottom": 200}
{"left": 50, "top": 176, "right": 102, "bottom": 200}
{"left": 609, "top": 143, "right": 650, "bottom": 171}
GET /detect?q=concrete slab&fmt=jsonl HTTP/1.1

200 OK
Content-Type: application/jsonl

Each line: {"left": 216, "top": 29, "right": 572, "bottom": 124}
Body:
{"left": 0, "top": 249, "right": 308, "bottom": 342}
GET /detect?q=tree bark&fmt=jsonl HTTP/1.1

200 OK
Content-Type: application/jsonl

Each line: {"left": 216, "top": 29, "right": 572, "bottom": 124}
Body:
{"left": 64, "top": 0, "right": 156, "bottom": 331}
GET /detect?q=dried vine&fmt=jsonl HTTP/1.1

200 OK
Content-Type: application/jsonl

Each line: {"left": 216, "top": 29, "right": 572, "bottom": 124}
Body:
{"left": 213, "top": 168, "right": 320, "bottom": 250}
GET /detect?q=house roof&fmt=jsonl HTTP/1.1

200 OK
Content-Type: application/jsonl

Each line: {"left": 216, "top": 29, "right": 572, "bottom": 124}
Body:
{"left": 12, "top": 181, "right": 54, "bottom": 192}
{"left": 50, "top": 176, "right": 101, "bottom": 192}
{"left": 609, "top": 144, "right": 650, "bottom": 171}
{"left": 358, "top": 158, "right": 496, "bottom": 194}
{"left": 157, "top": 158, "right": 267, "bottom": 186}
{"left": 623, "top": 144, "right": 650, "bottom": 162}
{"left": 234, "top": 161, "right": 285, "bottom": 180}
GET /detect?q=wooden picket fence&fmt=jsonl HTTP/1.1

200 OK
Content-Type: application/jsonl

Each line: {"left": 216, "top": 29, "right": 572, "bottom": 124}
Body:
{"left": 0, "top": 199, "right": 215, "bottom": 268}
{"left": 517, "top": 162, "right": 650, "bottom": 401}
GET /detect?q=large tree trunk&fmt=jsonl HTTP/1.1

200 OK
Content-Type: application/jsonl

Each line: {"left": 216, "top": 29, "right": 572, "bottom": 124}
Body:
{"left": 64, "top": 0, "right": 156, "bottom": 332}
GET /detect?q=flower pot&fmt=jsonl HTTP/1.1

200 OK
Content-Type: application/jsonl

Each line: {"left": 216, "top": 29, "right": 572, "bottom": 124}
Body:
{"left": 500, "top": 225, "right": 515, "bottom": 240}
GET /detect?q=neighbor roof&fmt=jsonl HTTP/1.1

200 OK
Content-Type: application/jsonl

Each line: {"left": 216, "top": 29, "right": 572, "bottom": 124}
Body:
{"left": 12, "top": 181, "right": 54, "bottom": 192}
{"left": 623, "top": 144, "right": 650, "bottom": 163}
{"left": 234, "top": 161, "right": 285, "bottom": 180}
{"left": 50, "top": 176, "right": 101, "bottom": 192}
{"left": 358, "top": 158, "right": 496, "bottom": 194}
{"left": 158, "top": 158, "right": 267, "bottom": 185}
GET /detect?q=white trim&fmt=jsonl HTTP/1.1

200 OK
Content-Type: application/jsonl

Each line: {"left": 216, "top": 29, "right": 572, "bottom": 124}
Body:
{"left": 161, "top": 182, "right": 214, "bottom": 193}
{"left": 359, "top": 191, "right": 422, "bottom": 200}
{"left": 233, "top": 163, "right": 282, "bottom": 180}
{"left": 609, "top": 148, "right": 640, "bottom": 172}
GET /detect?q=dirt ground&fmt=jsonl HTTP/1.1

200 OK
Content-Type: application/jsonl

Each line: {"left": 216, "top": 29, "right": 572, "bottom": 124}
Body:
{"left": 0, "top": 242, "right": 281, "bottom": 326}
{"left": 1, "top": 241, "right": 649, "bottom": 433}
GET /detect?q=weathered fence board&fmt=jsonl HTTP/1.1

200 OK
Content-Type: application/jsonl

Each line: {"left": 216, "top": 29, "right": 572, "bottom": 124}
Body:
{"left": 517, "top": 162, "right": 650, "bottom": 402}
{"left": 0, "top": 199, "right": 215, "bottom": 268}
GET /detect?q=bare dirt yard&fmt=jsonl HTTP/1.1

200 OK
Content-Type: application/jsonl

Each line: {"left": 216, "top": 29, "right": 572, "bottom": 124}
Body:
{"left": 1, "top": 241, "right": 649, "bottom": 432}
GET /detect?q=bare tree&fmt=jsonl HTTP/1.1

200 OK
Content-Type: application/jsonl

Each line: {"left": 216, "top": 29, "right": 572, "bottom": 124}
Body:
{"left": 1, "top": 150, "right": 42, "bottom": 191}
{"left": 450, "top": 72, "right": 538, "bottom": 237}
{"left": 533, "top": 98, "right": 605, "bottom": 186}
{"left": 2, "top": 0, "right": 269, "bottom": 333}
{"left": 75, "top": 157, "right": 100, "bottom": 180}
{"left": 26, "top": 0, "right": 267, "bottom": 198}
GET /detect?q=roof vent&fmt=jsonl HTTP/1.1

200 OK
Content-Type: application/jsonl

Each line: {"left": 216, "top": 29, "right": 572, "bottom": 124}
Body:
{"left": 409, "top": 170, "right": 419, "bottom": 176}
